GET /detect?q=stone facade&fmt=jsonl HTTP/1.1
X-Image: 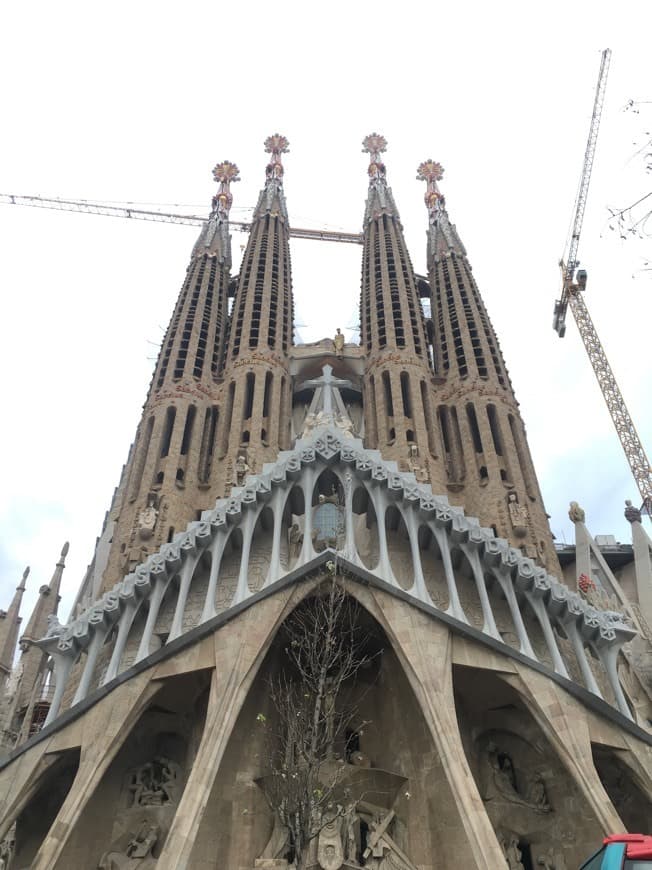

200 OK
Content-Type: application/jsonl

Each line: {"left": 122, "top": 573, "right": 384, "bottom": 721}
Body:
{"left": 1, "top": 136, "right": 651, "bottom": 870}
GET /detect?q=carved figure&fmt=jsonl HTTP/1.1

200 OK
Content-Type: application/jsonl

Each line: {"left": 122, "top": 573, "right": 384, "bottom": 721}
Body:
{"left": 625, "top": 499, "right": 643, "bottom": 524}
{"left": 98, "top": 821, "right": 159, "bottom": 869}
{"left": 502, "top": 835, "right": 525, "bottom": 870}
{"left": 234, "top": 455, "right": 250, "bottom": 486}
{"left": 484, "top": 744, "right": 551, "bottom": 814}
{"left": 334, "top": 413, "right": 355, "bottom": 438}
{"left": 333, "top": 328, "right": 345, "bottom": 357}
{"left": 507, "top": 492, "right": 529, "bottom": 538}
{"left": 568, "top": 501, "right": 586, "bottom": 523}
{"left": 487, "top": 744, "right": 519, "bottom": 801}
{"left": 317, "top": 814, "right": 344, "bottom": 869}
{"left": 137, "top": 492, "right": 159, "bottom": 540}
{"left": 289, "top": 523, "right": 303, "bottom": 559}
{"left": 407, "top": 444, "right": 428, "bottom": 482}
{"left": 128, "top": 756, "right": 180, "bottom": 808}
{"left": 526, "top": 772, "right": 550, "bottom": 812}
{"left": 364, "top": 811, "right": 417, "bottom": 869}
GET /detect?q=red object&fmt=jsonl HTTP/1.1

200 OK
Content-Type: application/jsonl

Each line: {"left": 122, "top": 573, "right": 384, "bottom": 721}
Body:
{"left": 604, "top": 833, "right": 652, "bottom": 859}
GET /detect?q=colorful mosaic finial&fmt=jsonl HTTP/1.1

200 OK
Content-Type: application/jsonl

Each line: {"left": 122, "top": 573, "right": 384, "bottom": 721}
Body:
{"left": 362, "top": 133, "right": 388, "bottom": 184}
{"left": 264, "top": 134, "right": 289, "bottom": 183}
{"left": 211, "top": 160, "right": 240, "bottom": 219}
{"left": 417, "top": 159, "right": 445, "bottom": 218}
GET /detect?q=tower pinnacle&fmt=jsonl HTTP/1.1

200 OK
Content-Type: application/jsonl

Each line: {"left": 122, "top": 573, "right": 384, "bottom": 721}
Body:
{"left": 0, "top": 567, "right": 29, "bottom": 683}
{"left": 362, "top": 133, "right": 399, "bottom": 223}
{"left": 362, "top": 132, "right": 388, "bottom": 184}
{"left": 417, "top": 159, "right": 466, "bottom": 259}
{"left": 211, "top": 160, "right": 240, "bottom": 221}
{"left": 264, "top": 134, "right": 289, "bottom": 183}
{"left": 254, "top": 134, "right": 290, "bottom": 220}
{"left": 416, "top": 159, "right": 445, "bottom": 220}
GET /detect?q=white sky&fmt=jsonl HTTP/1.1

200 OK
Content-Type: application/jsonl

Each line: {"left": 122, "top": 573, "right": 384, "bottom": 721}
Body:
{"left": 0, "top": 0, "right": 651, "bottom": 627}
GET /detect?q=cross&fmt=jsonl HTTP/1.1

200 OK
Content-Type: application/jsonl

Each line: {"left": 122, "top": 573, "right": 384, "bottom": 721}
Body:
{"left": 299, "top": 365, "right": 352, "bottom": 415}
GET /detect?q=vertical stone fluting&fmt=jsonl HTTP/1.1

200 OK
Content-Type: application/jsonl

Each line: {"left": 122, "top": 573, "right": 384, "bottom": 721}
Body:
{"left": 359, "top": 135, "right": 446, "bottom": 490}
{"left": 215, "top": 134, "right": 294, "bottom": 495}
{"left": 100, "top": 162, "right": 239, "bottom": 593}
{"left": 418, "top": 160, "right": 557, "bottom": 567}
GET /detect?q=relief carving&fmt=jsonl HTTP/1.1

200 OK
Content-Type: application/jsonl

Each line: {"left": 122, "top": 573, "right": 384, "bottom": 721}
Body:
{"left": 234, "top": 454, "right": 251, "bottom": 487}
{"left": 127, "top": 756, "right": 181, "bottom": 808}
{"left": 484, "top": 743, "right": 551, "bottom": 814}
{"left": 137, "top": 493, "right": 159, "bottom": 541}
{"left": 507, "top": 493, "right": 529, "bottom": 539}
{"left": 98, "top": 820, "right": 159, "bottom": 869}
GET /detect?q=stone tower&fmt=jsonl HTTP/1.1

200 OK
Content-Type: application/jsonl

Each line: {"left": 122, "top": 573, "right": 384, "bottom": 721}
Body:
{"left": 360, "top": 135, "right": 444, "bottom": 489}
{"left": 418, "top": 159, "right": 557, "bottom": 568}
{"left": 96, "top": 160, "right": 240, "bottom": 595}
{"left": 0, "top": 568, "right": 28, "bottom": 690}
{"left": 0, "top": 137, "right": 650, "bottom": 870}
{"left": 217, "top": 133, "right": 294, "bottom": 492}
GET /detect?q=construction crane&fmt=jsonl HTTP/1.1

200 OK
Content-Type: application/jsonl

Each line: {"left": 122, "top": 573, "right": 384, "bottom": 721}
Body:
{"left": 0, "top": 193, "right": 363, "bottom": 245}
{"left": 553, "top": 48, "right": 652, "bottom": 517}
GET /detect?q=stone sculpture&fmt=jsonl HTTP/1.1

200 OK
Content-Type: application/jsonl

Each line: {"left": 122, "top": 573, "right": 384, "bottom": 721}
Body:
{"left": 128, "top": 756, "right": 180, "bottom": 808}
{"left": 333, "top": 328, "right": 345, "bottom": 357}
{"left": 98, "top": 820, "right": 159, "bottom": 869}
{"left": 234, "top": 455, "right": 250, "bottom": 486}
{"left": 137, "top": 492, "right": 159, "bottom": 540}
{"left": 507, "top": 492, "right": 529, "bottom": 538}
{"left": 568, "top": 501, "right": 586, "bottom": 524}
{"left": 484, "top": 744, "right": 551, "bottom": 814}
{"left": 501, "top": 835, "right": 525, "bottom": 870}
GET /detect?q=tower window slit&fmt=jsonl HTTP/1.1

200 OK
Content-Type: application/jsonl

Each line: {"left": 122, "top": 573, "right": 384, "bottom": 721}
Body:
{"left": 400, "top": 371, "right": 412, "bottom": 418}
{"left": 220, "top": 381, "right": 236, "bottom": 456}
{"left": 278, "top": 376, "right": 287, "bottom": 448}
{"left": 509, "top": 413, "right": 537, "bottom": 499}
{"left": 487, "top": 404, "right": 504, "bottom": 456}
{"left": 160, "top": 407, "right": 176, "bottom": 458}
{"left": 180, "top": 405, "right": 196, "bottom": 456}
{"left": 382, "top": 371, "right": 394, "bottom": 417}
{"left": 129, "top": 415, "right": 155, "bottom": 500}
{"left": 244, "top": 372, "right": 255, "bottom": 420}
{"left": 262, "top": 371, "right": 273, "bottom": 418}
{"left": 367, "top": 375, "right": 378, "bottom": 448}
{"left": 466, "top": 403, "right": 483, "bottom": 453}
{"left": 199, "top": 405, "right": 219, "bottom": 483}
{"left": 420, "top": 380, "right": 437, "bottom": 455}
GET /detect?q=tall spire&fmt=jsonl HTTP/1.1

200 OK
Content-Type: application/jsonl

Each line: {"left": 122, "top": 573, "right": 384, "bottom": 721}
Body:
{"left": 97, "top": 160, "right": 240, "bottom": 592}
{"left": 418, "top": 159, "right": 557, "bottom": 567}
{"left": 359, "top": 135, "right": 444, "bottom": 487}
{"left": 0, "top": 567, "right": 28, "bottom": 682}
{"left": 20, "top": 544, "right": 67, "bottom": 649}
{"left": 14, "top": 544, "right": 68, "bottom": 715}
{"left": 218, "top": 134, "right": 294, "bottom": 493}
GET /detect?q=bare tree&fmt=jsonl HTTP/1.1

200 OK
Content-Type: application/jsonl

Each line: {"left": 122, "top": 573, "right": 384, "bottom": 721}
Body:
{"left": 607, "top": 99, "right": 652, "bottom": 259}
{"left": 258, "top": 569, "right": 375, "bottom": 869}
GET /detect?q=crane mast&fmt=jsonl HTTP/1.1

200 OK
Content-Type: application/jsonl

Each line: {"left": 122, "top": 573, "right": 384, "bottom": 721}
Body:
{"left": 553, "top": 48, "right": 611, "bottom": 338}
{"left": 553, "top": 48, "right": 652, "bottom": 516}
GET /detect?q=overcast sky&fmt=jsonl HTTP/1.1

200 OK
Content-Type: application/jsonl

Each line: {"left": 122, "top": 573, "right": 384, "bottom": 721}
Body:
{"left": 0, "top": 1, "right": 651, "bottom": 628}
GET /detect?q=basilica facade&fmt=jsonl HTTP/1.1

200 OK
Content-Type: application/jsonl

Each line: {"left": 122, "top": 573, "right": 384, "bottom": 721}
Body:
{"left": 0, "top": 134, "right": 650, "bottom": 869}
